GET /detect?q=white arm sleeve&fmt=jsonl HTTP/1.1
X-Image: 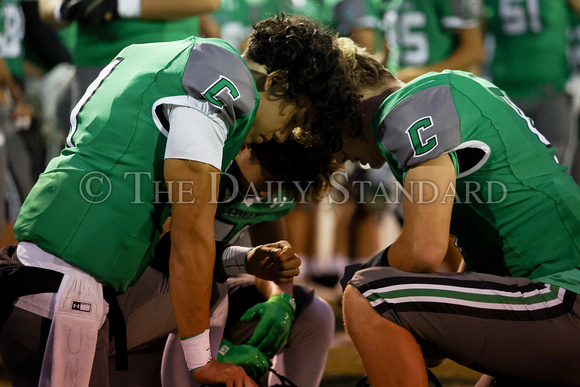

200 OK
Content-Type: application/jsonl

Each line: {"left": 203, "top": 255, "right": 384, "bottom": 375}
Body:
{"left": 164, "top": 105, "right": 228, "bottom": 171}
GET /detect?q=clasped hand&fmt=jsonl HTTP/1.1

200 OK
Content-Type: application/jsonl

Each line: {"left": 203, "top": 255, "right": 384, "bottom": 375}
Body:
{"left": 246, "top": 241, "right": 300, "bottom": 283}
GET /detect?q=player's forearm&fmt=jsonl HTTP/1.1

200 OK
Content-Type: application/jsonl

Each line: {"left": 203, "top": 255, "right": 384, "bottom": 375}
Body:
{"left": 424, "top": 49, "right": 483, "bottom": 74}
{"left": 0, "top": 59, "right": 11, "bottom": 89}
{"left": 164, "top": 159, "right": 220, "bottom": 338}
{"left": 387, "top": 155, "right": 456, "bottom": 273}
{"left": 349, "top": 28, "right": 376, "bottom": 54}
{"left": 39, "top": 0, "right": 220, "bottom": 27}
{"left": 570, "top": 0, "right": 580, "bottom": 15}
{"left": 199, "top": 14, "right": 221, "bottom": 39}
{"left": 0, "top": 59, "right": 28, "bottom": 109}
{"left": 169, "top": 236, "right": 215, "bottom": 338}
{"left": 139, "top": 0, "right": 220, "bottom": 20}
{"left": 38, "top": 0, "right": 69, "bottom": 28}
{"left": 425, "top": 28, "right": 485, "bottom": 73}
{"left": 6, "top": 77, "right": 26, "bottom": 105}
{"left": 255, "top": 278, "right": 294, "bottom": 298}
{"left": 388, "top": 235, "right": 447, "bottom": 273}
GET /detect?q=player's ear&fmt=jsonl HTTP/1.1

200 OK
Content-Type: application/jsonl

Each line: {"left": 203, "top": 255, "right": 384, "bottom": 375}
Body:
{"left": 264, "top": 71, "right": 286, "bottom": 97}
{"left": 236, "top": 143, "right": 251, "bottom": 158}
{"left": 264, "top": 71, "right": 280, "bottom": 91}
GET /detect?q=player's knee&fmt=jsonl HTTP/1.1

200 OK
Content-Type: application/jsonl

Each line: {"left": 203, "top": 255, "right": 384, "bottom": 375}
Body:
{"left": 343, "top": 284, "right": 368, "bottom": 333}
{"left": 310, "top": 296, "right": 335, "bottom": 344}
{"left": 291, "top": 296, "right": 335, "bottom": 347}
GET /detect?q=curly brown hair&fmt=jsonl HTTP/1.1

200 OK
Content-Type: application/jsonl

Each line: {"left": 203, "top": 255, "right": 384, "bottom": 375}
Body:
{"left": 246, "top": 14, "right": 362, "bottom": 152}
{"left": 250, "top": 139, "right": 342, "bottom": 202}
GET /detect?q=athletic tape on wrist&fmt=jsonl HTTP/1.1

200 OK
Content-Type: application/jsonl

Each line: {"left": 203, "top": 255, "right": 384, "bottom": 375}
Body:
{"left": 181, "top": 329, "right": 212, "bottom": 372}
{"left": 222, "top": 246, "right": 251, "bottom": 276}
{"left": 117, "top": 0, "right": 141, "bottom": 18}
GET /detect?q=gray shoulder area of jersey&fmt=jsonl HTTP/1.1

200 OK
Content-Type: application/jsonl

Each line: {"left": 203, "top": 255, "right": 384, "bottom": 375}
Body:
{"left": 377, "top": 85, "right": 461, "bottom": 169}
{"left": 183, "top": 42, "right": 257, "bottom": 125}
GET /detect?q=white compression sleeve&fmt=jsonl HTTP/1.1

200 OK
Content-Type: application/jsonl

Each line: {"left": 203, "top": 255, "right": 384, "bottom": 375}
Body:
{"left": 164, "top": 105, "right": 228, "bottom": 171}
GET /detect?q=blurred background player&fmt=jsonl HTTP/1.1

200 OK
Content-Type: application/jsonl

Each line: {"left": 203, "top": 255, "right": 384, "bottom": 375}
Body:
{"left": 376, "top": 0, "right": 485, "bottom": 82}
{"left": 39, "top": 0, "right": 220, "bottom": 147}
{"left": 0, "top": 0, "right": 38, "bottom": 244}
{"left": 483, "top": 0, "right": 580, "bottom": 171}
{"left": 566, "top": 1, "right": 580, "bottom": 184}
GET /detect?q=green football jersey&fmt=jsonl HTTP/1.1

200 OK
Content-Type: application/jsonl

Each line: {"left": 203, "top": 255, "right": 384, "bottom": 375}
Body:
{"left": 15, "top": 37, "right": 259, "bottom": 292}
{"left": 56, "top": 23, "right": 78, "bottom": 55}
{"left": 379, "top": 0, "right": 481, "bottom": 73}
{"left": 374, "top": 70, "right": 580, "bottom": 293}
{"left": 74, "top": 17, "right": 200, "bottom": 68}
{"left": 214, "top": 163, "right": 296, "bottom": 244}
{"left": 484, "top": 0, "right": 570, "bottom": 98}
{"left": 0, "top": 0, "right": 25, "bottom": 80}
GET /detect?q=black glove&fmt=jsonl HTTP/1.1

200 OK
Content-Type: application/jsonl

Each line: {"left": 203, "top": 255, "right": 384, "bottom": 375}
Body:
{"left": 59, "top": 0, "right": 119, "bottom": 25}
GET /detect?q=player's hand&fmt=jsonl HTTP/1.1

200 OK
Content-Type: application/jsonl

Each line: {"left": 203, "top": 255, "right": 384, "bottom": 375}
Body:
{"left": 59, "top": 0, "right": 119, "bottom": 25}
{"left": 241, "top": 293, "right": 295, "bottom": 358}
{"left": 216, "top": 340, "right": 271, "bottom": 381}
{"left": 191, "top": 358, "right": 258, "bottom": 387}
{"left": 246, "top": 241, "right": 300, "bottom": 283}
{"left": 10, "top": 100, "right": 33, "bottom": 131}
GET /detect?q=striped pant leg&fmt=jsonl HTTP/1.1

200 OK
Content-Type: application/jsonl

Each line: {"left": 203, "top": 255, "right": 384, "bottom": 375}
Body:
{"left": 349, "top": 267, "right": 580, "bottom": 385}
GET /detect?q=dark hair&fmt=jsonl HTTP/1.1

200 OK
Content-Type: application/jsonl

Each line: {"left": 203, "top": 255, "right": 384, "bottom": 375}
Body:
{"left": 250, "top": 139, "right": 341, "bottom": 202}
{"left": 246, "top": 14, "right": 361, "bottom": 151}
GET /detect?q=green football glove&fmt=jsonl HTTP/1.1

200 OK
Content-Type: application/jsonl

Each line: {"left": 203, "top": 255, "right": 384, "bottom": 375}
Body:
{"left": 217, "top": 339, "right": 271, "bottom": 381}
{"left": 241, "top": 293, "right": 296, "bottom": 358}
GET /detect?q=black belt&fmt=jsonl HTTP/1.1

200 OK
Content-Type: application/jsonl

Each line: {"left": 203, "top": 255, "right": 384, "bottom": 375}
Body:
{"left": 103, "top": 286, "right": 128, "bottom": 371}
{"left": 0, "top": 252, "right": 64, "bottom": 325}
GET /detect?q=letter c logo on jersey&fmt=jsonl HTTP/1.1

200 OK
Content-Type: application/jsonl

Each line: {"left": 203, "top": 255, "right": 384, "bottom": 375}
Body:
{"left": 406, "top": 116, "right": 437, "bottom": 157}
{"left": 203, "top": 76, "right": 240, "bottom": 108}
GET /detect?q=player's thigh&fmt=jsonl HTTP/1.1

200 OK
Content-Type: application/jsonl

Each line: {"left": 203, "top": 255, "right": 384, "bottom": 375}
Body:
{"left": 0, "top": 307, "right": 44, "bottom": 385}
{"left": 348, "top": 267, "right": 580, "bottom": 383}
